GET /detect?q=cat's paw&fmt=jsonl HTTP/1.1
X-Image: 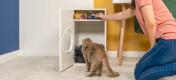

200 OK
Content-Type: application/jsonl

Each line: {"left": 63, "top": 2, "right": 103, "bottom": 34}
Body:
{"left": 86, "top": 69, "right": 90, "bottom": 72}
{"left": 107, "top": 72, "right": 120, "bottom": 77}
{"left": 113, "top": 72, "right": 120, "bottom": 77}
{"left": 97, "top": 73, "right": 102, "bottom": 76}
{"left": 86, "top": 74, "right": 92, "bottom": 77}
{"left": 86, "top": 73, "right": 95, "bottom": 77}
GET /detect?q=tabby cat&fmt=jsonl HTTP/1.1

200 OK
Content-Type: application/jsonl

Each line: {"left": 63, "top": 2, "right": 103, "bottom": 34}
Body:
{"left": 82, "top": 38, "right": 119, "bottom": 77}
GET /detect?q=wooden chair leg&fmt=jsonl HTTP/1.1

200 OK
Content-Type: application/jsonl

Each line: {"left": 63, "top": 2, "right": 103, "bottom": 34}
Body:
{"left": 117, "top": 20, "right": 126, "bottom": 66}
{"left": 117, "top": 4, "right": 126, "bottom": 66}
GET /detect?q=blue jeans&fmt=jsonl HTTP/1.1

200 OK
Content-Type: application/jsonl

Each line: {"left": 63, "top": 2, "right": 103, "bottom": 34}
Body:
{"left": 134, "top": 38, "right": 176, "bottom": 80}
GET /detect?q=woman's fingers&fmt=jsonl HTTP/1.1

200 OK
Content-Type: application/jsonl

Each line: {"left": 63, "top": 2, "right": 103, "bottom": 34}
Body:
{"left": 95, "top": 13, "right": 106, "bottom": 20}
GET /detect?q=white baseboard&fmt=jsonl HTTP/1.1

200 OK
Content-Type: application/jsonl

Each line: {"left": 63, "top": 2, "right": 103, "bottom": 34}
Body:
{"left": 0, "top": 50, "right": 21, "bottom": 64}
{"left": 107, "top": 51, "right": 145, "bottom": 58}
{"left": 20, "top": 49, "right": 59, "bottom": 56}
{"left": 20, "top": 50, "right": 145, "bottom": 57}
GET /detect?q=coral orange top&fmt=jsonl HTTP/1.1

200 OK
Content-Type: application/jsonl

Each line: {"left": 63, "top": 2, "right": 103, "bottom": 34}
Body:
{"left": 135, "top": 0, "right": 176, "bottom": 39}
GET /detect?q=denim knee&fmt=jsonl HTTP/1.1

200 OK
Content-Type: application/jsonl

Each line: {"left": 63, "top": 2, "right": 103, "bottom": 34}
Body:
{"left": 137, "top": 63, "right": 176, "bottom": 80}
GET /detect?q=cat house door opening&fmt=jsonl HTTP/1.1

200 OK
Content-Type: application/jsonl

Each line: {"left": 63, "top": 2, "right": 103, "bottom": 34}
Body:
{"left": 62, "top": 27, "right": 74, "bottom": 53}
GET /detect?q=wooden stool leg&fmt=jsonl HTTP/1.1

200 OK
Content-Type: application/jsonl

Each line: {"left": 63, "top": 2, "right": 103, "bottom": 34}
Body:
{"left": 117, "top": 4, "right": 126, "bottom": 66}
{"left": 117, "top": 19, "right": 126, "bottom": 66}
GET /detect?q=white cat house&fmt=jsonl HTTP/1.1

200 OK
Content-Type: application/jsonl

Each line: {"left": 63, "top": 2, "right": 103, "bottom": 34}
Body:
{"left": 59, "top": 9, "right": 107, "bottom": 71}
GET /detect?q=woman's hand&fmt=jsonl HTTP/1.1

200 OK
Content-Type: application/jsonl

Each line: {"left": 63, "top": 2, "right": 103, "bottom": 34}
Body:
{"left": 96, "top": 13, "right": 107, "bottom": 20}
{"left": 96, "top": 8, "right": 135, "bottom": 21}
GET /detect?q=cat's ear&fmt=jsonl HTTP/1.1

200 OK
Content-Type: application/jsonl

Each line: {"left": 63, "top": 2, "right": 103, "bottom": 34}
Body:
{"left": 82, "top": 40, "right": 87, "bottom": 47}
{"left": 84, "top": 42, "right": 89, "bottom": 47}
{"left": 82, "top": 38, "right": 92, "bottom": 47}
{"left": 88, "top": 38, "right": 93, "bottom": 42}
{"left": 82, "top": 42, "right": 90, "bottom": 48}
{"left": 85, "top": 38, "right": 93, "bottom": 42}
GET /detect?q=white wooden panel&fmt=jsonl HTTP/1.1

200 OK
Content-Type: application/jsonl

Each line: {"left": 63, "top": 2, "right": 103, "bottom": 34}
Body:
{"left": 59, "top": 10, "right": 74, "bottom": 71}
{"left": 113, "top": 0, "right": 132, "bottom": 3}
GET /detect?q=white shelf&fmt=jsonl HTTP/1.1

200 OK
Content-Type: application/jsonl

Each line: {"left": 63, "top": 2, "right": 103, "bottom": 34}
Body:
{"left": 74, "top": 19, "right": 104, "bottom": 22}
{"left": 74, "top": 9, "right": 106, "bottom": 10}
{"left": 113, "top": 0, "right": 131, "bottom": 3}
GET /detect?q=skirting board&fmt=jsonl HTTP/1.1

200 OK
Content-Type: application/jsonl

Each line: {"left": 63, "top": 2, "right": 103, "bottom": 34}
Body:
{"left": 107, "top": 51, "right": 146, "bottom": 58}
{"left": 20, "top": 50, "right": 145, "bottom": 57}
{"left": 0, "top": 50, "right": 21, "bottom": 64}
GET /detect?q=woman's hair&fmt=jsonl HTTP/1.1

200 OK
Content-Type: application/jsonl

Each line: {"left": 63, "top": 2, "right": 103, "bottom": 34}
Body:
{"left": 131, "top": 0, "right": 136, "bottom": 9}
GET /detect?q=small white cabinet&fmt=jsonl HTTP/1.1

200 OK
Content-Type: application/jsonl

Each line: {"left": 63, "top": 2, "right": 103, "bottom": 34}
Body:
{"left": 59, "top": 9, "right": 107, "bottom": 71}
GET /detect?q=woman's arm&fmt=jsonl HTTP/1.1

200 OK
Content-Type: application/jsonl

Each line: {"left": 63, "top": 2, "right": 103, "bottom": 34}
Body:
{"left": 96, "top": 8, "right": 135, "bottom": 21}
{"left": 140, "top": 5, "right": 156, "bottom": 47}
